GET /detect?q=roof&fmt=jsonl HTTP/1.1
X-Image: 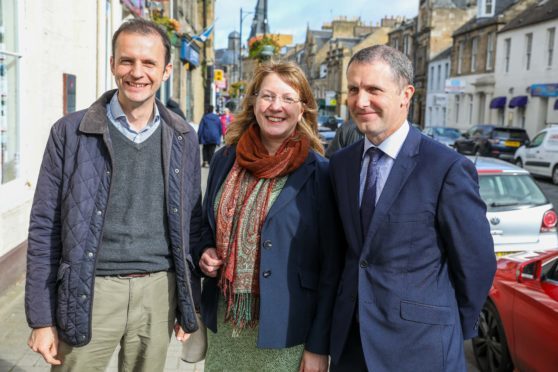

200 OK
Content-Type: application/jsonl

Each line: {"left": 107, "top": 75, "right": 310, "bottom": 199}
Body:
{"left": 467, "top": 155, "right": 529, "bottom": 174}
{"left": 431, "top": 47, "right": 452, "bottom": 62}
{"left": 500, "top": 0, "right": 558, "bottom": 33}
{"left": 453, "top": 0, "right": 517, "bottom": 36}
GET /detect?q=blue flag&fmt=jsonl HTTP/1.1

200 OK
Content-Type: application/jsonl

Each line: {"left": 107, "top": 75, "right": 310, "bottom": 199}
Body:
{"left": 192, "top": 23, "right": 215, "bottom": 43}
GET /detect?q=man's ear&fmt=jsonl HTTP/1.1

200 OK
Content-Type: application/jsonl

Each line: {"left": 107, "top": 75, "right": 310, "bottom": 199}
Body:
{"left": 401, "top": 84, "right": 415, "bottom": 107}
{"left": 163, "top": 63, "right": 173, "bottom": 81}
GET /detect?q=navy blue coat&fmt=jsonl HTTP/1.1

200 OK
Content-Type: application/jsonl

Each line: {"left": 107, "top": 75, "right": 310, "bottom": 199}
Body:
{"left": 198, "top": 112, "right": 222, "bottom": 145}
{"left": 329, "top": 127, "right": 496, "bottom": 371}
{"left": 194, "top": 145, "right": 341, "bottom": 355}
{"left": 25, "top": 90, "right": 202, "bottom": 346}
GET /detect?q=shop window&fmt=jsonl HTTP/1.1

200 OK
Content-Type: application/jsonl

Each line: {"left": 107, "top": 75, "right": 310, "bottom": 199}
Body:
{"left": 1, "top": 0, "right": 20, "bottom": 184}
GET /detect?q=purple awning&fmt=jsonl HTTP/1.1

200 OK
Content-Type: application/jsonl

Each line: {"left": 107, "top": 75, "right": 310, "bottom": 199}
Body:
{"left": 508, "top": 95, "right": 528, "bottom": 108}
{"left": 489, "top": 96, "right": 506, "bottom": 109}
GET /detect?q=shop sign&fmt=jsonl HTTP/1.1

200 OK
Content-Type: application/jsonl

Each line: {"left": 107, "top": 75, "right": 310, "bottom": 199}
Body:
{"left": 531, "top": 84, "right": 558, "bottom": 97}
{"left": 445, "top": 78, "right": 465, "bottom": 93}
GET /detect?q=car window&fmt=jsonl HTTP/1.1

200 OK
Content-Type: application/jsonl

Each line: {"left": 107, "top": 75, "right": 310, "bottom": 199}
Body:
{"left": 435, "top": 128, "right": 460, "bottom": 138}
{"left": 542, "top": 258, "right": 558, "bottom": 282}
{"left": 478, "top": 174, "right": 548, "bottom": 210}
{"left": 529, "top": 132, "right": 547, "bottom": 148}
{"left": 492, "top": 130, "right": 528, "bottom": 140}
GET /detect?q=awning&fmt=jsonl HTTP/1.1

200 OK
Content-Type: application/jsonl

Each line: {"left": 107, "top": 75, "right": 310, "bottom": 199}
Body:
{"left": 508, "top": 95, "right": 528, "bottom": 108}
{"left": 489, "top": 96, "right": 506, "bottom": 109}
{"left": 554, "top": 100, "right": 558, "bottom": 110}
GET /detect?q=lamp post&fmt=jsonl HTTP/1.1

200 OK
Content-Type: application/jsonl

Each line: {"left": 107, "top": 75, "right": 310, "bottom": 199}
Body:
{"left": 239, "top": 7, "right": 254, "bottom": 86}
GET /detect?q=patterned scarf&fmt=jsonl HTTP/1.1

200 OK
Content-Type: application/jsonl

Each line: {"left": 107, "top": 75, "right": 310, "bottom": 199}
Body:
{"left": 215, "top": 125, "right": 309, "bottom": 331}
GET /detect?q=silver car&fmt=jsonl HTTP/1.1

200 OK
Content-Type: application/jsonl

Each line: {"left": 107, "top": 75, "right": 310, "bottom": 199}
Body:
{"left": 470, "top": 156, "right": 558, "bottom": 256}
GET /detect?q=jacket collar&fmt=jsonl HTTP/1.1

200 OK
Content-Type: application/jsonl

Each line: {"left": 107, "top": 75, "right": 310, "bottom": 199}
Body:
{"left": 79, "top": 89, "right": 191, "bottom": 135}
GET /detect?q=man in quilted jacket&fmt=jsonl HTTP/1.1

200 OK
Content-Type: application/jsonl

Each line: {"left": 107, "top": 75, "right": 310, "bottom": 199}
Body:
{"left": 25, "top": 18, "right": 202, "bottom": 371}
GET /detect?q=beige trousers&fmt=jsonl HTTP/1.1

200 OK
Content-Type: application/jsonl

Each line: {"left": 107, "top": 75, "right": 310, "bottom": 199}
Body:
{"left": 53, "top": 271, "right": 177, "bottom": 372}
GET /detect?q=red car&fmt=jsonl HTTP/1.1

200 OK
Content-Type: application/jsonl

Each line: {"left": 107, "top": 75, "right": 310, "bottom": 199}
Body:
{"left": 472, "top": 250, "right": 558, "bottom": 372}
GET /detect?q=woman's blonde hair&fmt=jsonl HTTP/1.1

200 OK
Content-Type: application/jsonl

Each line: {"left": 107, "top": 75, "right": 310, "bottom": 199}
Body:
{"left": 225, "top": 60, "right": 324, "bottom": 155}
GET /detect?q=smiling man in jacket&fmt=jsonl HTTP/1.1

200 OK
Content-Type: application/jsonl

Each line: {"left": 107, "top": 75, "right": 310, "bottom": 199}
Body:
{"left": 25, "top": 18, "right": 201, "bottom": 371}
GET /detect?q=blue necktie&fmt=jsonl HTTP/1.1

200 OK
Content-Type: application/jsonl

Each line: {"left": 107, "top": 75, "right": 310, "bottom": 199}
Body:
{"left": 360, "top": 147, "right": 383, "bottom": 238}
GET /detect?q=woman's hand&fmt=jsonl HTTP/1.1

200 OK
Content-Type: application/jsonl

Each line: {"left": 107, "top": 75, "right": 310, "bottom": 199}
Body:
{"left": 199, "top": 248, "right": 223, "bottom": 277}
{"left": 299, "top": 350, "right": 328, "bottom": 372}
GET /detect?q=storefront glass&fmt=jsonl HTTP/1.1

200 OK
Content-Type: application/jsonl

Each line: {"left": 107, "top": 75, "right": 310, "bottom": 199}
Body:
{"left": 0, "top": 0, "right": 19, "bottom": 184}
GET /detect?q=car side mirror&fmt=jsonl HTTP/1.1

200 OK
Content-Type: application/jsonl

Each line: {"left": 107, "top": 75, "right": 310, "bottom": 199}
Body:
{"left": 524, "top": 140, "right": 530, "bottom": 147}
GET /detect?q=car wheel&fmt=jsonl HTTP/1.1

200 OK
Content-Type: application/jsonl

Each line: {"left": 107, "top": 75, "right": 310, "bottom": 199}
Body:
{"left": 472, "top": 301, "right": 513, "bottom": 372}
{"left": 515, "top": 158, "right": 523, "bottom": 168}
{"left": 552, "top": 166, "right": 558, "bottom": 185}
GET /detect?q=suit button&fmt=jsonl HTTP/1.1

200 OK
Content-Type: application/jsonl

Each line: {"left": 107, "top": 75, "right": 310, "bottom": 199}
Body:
{"left": 263, "top": 240, "right": 272, "bottom": 249}
{"left": 360, "top": 260, "right": 368, "bottom": 268}
{"left": 262, "top": 270, "right": 271, "bottom": 278}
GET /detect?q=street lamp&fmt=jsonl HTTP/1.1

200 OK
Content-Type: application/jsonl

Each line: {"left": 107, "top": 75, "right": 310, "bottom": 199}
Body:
{"left": 239, "top": 7, "right": 254, "bottom": 85}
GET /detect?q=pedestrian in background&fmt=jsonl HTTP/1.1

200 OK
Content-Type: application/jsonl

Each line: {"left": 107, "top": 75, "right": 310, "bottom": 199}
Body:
{"left": 25, "top": 18, "right": 201, "bottom": 371}
{"left": 195, "top": 60, "right": 341, "bottom": 372}
{"left": 166, "top": 97, "right": 186, "bottom": 120}
{"left": 219, "top": 107, "right": 234, "bottom": 135}
{"left": 325, "top": 119, "right": 363, "bottom": 158}
{"left": 328, "top": 45, "right": 496, "bottom": 371}
{"left": 198, "top": 105, "right": 222, "bottom": 167}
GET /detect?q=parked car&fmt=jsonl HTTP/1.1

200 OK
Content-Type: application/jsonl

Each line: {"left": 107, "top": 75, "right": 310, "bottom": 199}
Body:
{"left": 470, "top": 156, "right": 558, "bottom": 255}
{"left": 472, "top": 250, "right": 558, "bottom": 372}
{"left": 318, "top": 115, "right": 343, "bottom": 131}
{"left": 422, "top": 126, "right": 460, "bottom": 148}
{"left": 318, "top": 126, "right": 336, "bottom": 149}
{"left": 514, "top": 126, "right": 558, "bottom": 184}
{"left": 455, "top": 125, "right": 529, "bottom": 161}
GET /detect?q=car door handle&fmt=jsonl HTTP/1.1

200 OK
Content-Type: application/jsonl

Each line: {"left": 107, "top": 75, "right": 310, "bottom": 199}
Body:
{"left": 491, "top": 230, "right": 503, "bottom": 235}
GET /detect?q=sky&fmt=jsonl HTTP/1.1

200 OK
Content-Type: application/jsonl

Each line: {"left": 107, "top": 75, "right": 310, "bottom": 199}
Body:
{"left": 213, "top": 0, "right": 418, "bottom": 50}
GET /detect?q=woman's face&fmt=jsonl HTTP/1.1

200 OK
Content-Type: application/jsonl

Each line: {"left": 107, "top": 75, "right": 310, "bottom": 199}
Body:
{"left": 253, "top": 73, "right": 304, "bottom": 151}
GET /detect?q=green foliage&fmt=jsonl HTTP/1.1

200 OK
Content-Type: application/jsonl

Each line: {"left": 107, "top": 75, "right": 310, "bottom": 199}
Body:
{"left": 248, "top": 36, "right": 280, "bottom": 62}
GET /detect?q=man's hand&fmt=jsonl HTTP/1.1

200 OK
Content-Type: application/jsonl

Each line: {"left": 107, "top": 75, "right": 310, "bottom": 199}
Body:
{"left": 299, "top": 350, "right": 328, "bottom": 372}
{"left": 27, "top": 326, "right": 62, "bottom": 365}
{"left": 174, "top": 323, "right": 191, "bottom": 342}
{"left": 199, "top": 248, "right": 223, "bottom": 278}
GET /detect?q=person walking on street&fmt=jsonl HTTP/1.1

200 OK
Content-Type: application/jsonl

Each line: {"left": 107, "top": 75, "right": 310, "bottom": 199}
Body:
{"left": 219, "top": 107, "right": 234, "bottom": 135}
{"left": 325, "top": 119, "right": 363, "bottom": 158}
{"left": 328, "top": 45, "right": 496, "bottom": 371}
{"left": 25, "top": 18, "right": 201, "bottom": 371}
{"left": 198, "top": 105, "right": 222, "bottom": 167}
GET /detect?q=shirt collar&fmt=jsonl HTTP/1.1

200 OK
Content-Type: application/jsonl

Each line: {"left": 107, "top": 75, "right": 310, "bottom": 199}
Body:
{"left": 108, "top": 91, "right": 160, "bottom": 132}
{"left": 362, "top": 120, "right": 410, "bottom": 160}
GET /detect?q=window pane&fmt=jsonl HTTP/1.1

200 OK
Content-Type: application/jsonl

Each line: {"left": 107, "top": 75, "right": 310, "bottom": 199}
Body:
{"left": 1, "top": 0, "right": 20, "bottom": 184}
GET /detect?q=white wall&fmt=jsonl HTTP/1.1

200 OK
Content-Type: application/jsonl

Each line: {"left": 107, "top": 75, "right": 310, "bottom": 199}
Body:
{"left": 426, "top": 56, "right": 450, "bottom": 127}
{"left": 494, "top": 18, "right": 558, "bottom": 138}
{"left": 0, "top": 0, "right": 122, "bottom": 257}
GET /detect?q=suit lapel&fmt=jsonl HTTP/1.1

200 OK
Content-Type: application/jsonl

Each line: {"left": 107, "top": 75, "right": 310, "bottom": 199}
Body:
{"left": 342, "top": 141, "right": 365, "bottom": 247}
{"left": 362, "top": 128, "right": 422, "bottom": 250}
{"left": 266, "top": 153, "right": 315, "bottom": 221}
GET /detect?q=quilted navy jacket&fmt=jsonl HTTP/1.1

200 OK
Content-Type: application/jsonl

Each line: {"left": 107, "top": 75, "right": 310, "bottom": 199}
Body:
{"left": 25, "top": 90, "right": 202, "bottom": 346}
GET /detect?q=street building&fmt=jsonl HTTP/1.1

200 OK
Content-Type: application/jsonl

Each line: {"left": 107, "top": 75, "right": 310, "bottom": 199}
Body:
{"left": 493, "top": 0, "right": 558, "bottom": 136}
{"left": 426, "top": 47, "right": 452, "bottom": 127}
{"left": 446, "top": 0, "right": 539, "bottom": 131}
{"left": 413, "top": 0, "right": 477, "bottom": 127}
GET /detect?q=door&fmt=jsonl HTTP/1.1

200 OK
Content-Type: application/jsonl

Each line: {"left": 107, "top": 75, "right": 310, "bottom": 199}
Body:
{"left": 523, "top": 132, "right": 548, "bottom": 176}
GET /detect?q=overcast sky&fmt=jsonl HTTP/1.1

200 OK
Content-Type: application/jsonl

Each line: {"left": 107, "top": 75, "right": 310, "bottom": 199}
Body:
{"left": 213, "top": 0, "right": 418, "bottom": 50}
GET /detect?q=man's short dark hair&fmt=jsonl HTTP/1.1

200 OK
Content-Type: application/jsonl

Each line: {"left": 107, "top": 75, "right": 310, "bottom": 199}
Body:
{"left": 112, "top": 18, "right": 171, "bottom": 65}
{"left": 348, "top": 45, "right": 414, "bottom": 90}
{"left": 207, "top": 105, "right": 214, "bottom": 113}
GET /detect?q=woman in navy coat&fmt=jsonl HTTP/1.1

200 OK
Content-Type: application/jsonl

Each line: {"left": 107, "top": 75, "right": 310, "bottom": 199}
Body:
{"left": 193, "top": 61, "right": 341, "bottom": 371}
